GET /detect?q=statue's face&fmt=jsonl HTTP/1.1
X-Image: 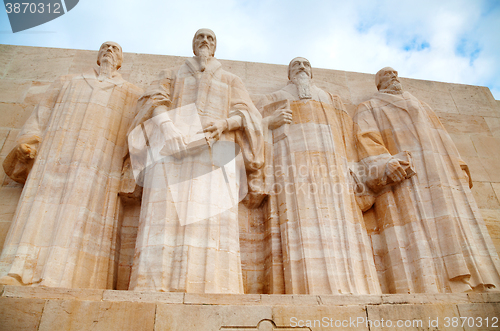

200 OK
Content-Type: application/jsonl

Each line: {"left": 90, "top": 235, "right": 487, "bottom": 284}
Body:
{"left": 378, "top": 68, "right": 399, "bottom": 90}
{"left": 289, "top": 57, "right": 312, "bottom": 80}
{"left": 193, "top": 29, "right": 216, "bottom": 57}
{"left": 97, "top": 41, "right": 123, "bottom": 69}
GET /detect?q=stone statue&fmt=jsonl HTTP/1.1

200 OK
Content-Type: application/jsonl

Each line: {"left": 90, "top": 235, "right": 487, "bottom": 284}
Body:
{"left": 0, "top": 42, "right": 143, "bottom": 288}
{"left": 127, "top": 28, "right": 264, "bottom": 293}
{"left": 254, "top": 57, "right": 381, "bottom": 294}
{"left": 354, "top": 67, "right": 500, "bottom": 293}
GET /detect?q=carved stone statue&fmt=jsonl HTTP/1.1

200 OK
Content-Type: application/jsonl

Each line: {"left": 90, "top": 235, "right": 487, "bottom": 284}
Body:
{"left": 0, "top": 42, "right": 143, "bottom": 288}
{"left": 354, "top": 67, "right": 500, "bottom": 293}
{"left": 254, "top": 57, "right": 381, "bottom": 294}
{"left": 127, "top": 28, "right": 264, "bottom": 293}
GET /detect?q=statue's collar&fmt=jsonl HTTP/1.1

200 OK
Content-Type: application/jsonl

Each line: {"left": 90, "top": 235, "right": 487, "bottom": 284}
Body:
{"left": 185, "top": 56, "right": 221, "bottom": 74}
{"left": 378, "top": 88, "right": 404, "bottom": 95}
{"left": 81, "top": 67, "right": 125, "bottom": 86}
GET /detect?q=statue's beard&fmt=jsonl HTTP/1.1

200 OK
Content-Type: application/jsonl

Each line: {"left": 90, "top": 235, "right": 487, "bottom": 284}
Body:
{"left": 98, "top": 56, "right": 117, "bottom": 80}
{"left": 381, "top": 80, "right": 403, "bottom": 94}
{"left": 292, "top": 72, "right": 312, "bottom": 99}
{"left": 198, "top": 47, "right": 210, "bottom": 72}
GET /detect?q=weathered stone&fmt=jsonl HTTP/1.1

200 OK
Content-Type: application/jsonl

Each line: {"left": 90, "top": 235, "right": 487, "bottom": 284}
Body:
{"left": 103, "top": 289, "right": 184, "bottom": 303}
{"left": 273, "top": 305, "right": 369, "bottom": 331}
{"left": 0, "top": 102, "right": 32, "bottom": 129}
{"left": 354, "top": 67, "right": 500, "bottom": 294}
{"left": 319, "top": 294, "right": 383, "bottom": 306}
{"left": 0, "top": 297, "right": 45, "bottom": 331}
{"left": 0, "top": 79, "right": 32, "bottom": 104}
{"left": 2, "top": 285, "right": 104, "bottom": 301}
{"left": 38, "top": 299, "right": 155, "bottom": 331}
{"left": 367, "top": 303, "right": 462, "bottom": 331}
{"left": 155, "top": 304, "right": 272, "bottom": 330}
{"left": 457, "top": 303, "right": 500, "bottom": 331}
{"left": 184, "top": 293, "right": 261, "bottom": 305}
{"left": 0, "top": 42, "right": 143, "bottom": 289}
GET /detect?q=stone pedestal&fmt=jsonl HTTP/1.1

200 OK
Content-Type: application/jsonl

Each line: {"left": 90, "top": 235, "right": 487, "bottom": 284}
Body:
{"left": 1, "top": 285, "right": 499, "bottom": 330}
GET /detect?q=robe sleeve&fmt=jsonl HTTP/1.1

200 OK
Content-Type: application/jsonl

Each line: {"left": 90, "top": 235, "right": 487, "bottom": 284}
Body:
{"left": 421, "top": 100, "right": 472, "bottom": 187}
{"left": 3, "top": 76, "right": 67, "bottom": 183}
{"left": 127, "top": 69, "right": 174, "bottom": 136}
{"left": 228, "top": 75, "right": 264, "bottom": 172}
{"left": 228, "top": 75, "right": 266, "bottom": 207}
{"left": 328, "top": 93, "right": 357, "bottom": 162}
{"left": 353, "top": 101, "right": 394, "bottom": 188}
{"left": 20, "top": 76, "right": 67, "bottom": 141}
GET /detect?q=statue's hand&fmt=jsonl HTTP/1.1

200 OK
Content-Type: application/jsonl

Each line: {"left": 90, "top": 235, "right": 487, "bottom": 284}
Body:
{"left": 17, "top": 143, "right": 37, "bottom": 161}
{"left": 3, "top": 136, "right": 40, "bottom": 184}
{"left": 268, "top": 108, "right": 292, "bottom": 130}
{"left": 159, "top": 121, "right": 187, "bottom": 158}
{"left": 461, "top": 164, "right": 473, "bottom": 188}
{"left": 149, "top": 93, "right": 171, "bottom": 107}
{"left": 385, "top": 159, "right": 408, "bottom": 183}
{"left": 203, "top": 120, "right": 228, "bottom": 142}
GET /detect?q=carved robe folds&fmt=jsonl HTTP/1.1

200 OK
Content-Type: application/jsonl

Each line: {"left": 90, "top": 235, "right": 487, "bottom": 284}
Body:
{"left": 0, "top": 69, "right": 142, "bottom": 288}
{"left": 260, "top": 85, "right": 381, "bottom": 294}
{"left": 355, "top": 91, "right": 500, "bottom": 293}
{"left": 128, "top": 58, "right": 263, "bottom": 293}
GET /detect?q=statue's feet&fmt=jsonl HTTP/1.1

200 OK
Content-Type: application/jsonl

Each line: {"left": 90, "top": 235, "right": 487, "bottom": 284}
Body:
{"left": 474, "top": 283, "right": 498, "bottom": 292}
{"left": 449, "top": 276, "right": 473, "bottom": 293}
{"left": 0, "top": 275, "right": 24, "bottom": 286}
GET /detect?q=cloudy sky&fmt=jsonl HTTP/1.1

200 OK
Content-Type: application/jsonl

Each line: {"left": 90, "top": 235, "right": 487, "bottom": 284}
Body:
{"left": 1, "top": 0, "right": 499, "bottom": 99}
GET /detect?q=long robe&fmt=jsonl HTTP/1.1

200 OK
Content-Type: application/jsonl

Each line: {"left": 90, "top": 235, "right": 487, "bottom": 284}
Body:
{"left": 257, "top": 83, "right": 381, "bottom": 294}
{"left": 354, "top": 91, "right": 500, "bottom": 293}
{"left": 128, "top": 57, "right": 263, "bottom": 293}
{"left": 0, "top": 68, "right": 142, "bottom": 288}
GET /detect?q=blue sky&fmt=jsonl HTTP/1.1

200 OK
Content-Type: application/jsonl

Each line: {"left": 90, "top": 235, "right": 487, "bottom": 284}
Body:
{"left": 1, "top": 0, "right": 499, "bottom": 99}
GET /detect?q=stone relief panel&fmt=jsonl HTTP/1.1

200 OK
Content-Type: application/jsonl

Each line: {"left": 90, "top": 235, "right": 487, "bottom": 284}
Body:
{"left": 0, "top": 38, "right": 499, "bottom": 295}
{"left": 0, "top": 42, "right": 143, "bottom": 288}
{"left": 353, "top": 67, "right": 500, "bottom": 293}
{"left": 125, "top": 29, "right": 264, "bottom": 293}
{"left": 252, "top": 57, "right": 380, "bottom": 295}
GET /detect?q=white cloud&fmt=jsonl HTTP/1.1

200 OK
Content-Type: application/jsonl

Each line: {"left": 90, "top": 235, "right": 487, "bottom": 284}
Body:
{"left": 0, "top": 0, "right": 499, "bottom": 99}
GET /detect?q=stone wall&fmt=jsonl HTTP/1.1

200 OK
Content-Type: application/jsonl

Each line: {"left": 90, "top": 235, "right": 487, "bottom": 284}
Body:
{"left": 0, "top": 44, "right": 499, "bottom": 293}
{"left": 1, "top": 285, "right": 499, "bottom": 331}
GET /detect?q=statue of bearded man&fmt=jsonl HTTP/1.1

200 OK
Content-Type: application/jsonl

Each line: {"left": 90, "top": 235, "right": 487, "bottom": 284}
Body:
{"left": 0, "top": 42, "right": 143, "bottom": 288}
{"left": 127, "top": 29, "right": 264, "bottom": 293}
{"left": 254, "top": 57, "right": 381, "bottom": 295}
{"left": 354, "top": 67, "right": 500, "bottom": 293}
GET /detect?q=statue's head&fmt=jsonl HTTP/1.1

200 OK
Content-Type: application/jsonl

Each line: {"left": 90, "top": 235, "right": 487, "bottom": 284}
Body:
{"left": 97, "top": 41, "right": 123, "bottom": 70}
{"left": 288, "top": 57, "right": 313, "bottom": 81}
{"left": 375, "top": 67, "right": 401, "bottom": 91}
{"left": 192, "top": 28, "right": 217, "bottom": 57}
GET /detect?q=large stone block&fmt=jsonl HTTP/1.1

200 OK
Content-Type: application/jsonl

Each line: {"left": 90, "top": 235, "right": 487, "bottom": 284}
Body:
{"left": 366, "top": 303, "right": 462, "bottom": 331}
{"left": 155, "top": 304, "right": 272, "bottom": 331}
{"left": 245, "top": 61, "right": 288, "bottom": 95}
{"left": 0, "top": 45, "right": 18, "bottom": 78}
{"left": 37, "top": 299, "right": 155, "bottom": 331}
{"left": 103, "top": 289, "right": 184, "bottom": 304}
{"left": 0, "top": 102, "right": 32, "bottom": 129}
{"left": 272, "top": 305, "right": 369, "bottom": 331}
{"left": 457, "top": 303, "right": 500, "bottom": 331}
{"left": 401, "top": 78, "right": 458, "bottom": 114}
{"left": 0, "top": 80, "right": 32, "bottom": 104}
{"left": 437, "top": 112, "right": 492, "bottom": 135}
{"left": 449, "top": 134, "right": 478, "bottom": 157}
{"left": 2, "top": 285, "right": 104, "bottom": 301}
{"left": 471, "top": 182, "right": 500, "bottom": 210}
{"left": 0, "top": 297, "right": 45, "bottom": 331}
{"left": 4, "top": 47, "right": 75, "bottom": 81}
{"left": 448, "top": 84, "right": 499, "bottom": 118}
{"left": 346, "top": 71, "right": 377, "bottom": 105}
